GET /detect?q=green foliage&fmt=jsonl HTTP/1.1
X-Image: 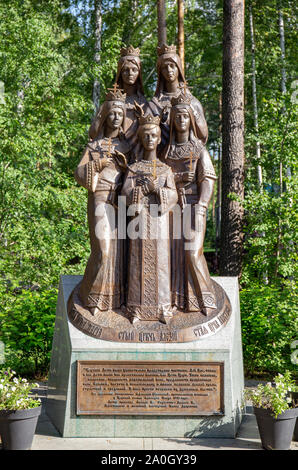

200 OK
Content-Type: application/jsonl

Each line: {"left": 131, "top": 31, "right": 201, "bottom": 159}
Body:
{"left": 243, "top": 0, "right": 298, "bottom": 284}
{"left": 240, "top": 282, "right": 298, "bottom": 376}
{"left": 0, "top": 0, "right": 296, "bottom": 379}
{"left": 242, "top": 182, "right": 297, "bottom": 282}
{"left": 0, "top": 287, "right": 57, "bottom": 376}
{"left": 244, "top": 371, "right": 297, "bottom": 418}
{"left": 0, "top": 0, "right": 92, "bottom": 290}
{"left": 166, "top": 0, "right": 223, "bottom": 143}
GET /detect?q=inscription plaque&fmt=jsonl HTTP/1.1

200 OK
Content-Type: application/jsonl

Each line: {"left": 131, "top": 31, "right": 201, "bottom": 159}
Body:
{"left": 77, "top": 361, "right": 224, "bottom": 416}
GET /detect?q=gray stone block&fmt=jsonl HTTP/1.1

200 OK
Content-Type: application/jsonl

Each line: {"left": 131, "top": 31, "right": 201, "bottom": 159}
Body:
{"left": 46, "top": 275, "right": 244, "bottom": 437}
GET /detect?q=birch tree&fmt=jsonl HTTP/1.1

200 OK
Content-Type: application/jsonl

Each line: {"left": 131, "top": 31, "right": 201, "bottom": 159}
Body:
{"left": 177, "top": 0, "right": 185, "bottom": 73}
{"left": 249, "top": 2, "right": 263, "bottom": 191}
{"left": 93, "top": 0, "right": 102, "bottom": 113}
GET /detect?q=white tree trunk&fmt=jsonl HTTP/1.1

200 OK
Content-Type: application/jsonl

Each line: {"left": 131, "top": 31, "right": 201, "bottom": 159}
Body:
{"left": 93, "top": 0, "right": 102, "bottom": 113}
{"left": 249, "top": 4, "right": 263, "bottom": 191}
{"left": 177, "top": 0, "right": 185, "bottom": 74}
{"left": 278, "top": 6, "right": 291, "bottom": 185}
{"left": 279, "top": 8, "right": 286, "bottom": 95}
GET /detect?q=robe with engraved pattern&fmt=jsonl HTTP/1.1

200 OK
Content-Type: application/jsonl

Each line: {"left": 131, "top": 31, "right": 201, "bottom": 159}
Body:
{"left": 121, "top": 159, "right": 178, "bottom": 322}
{"left": 75, "top": 136, "right": 130, "bottom": 311}
{"left": 163, "top": 138, "right": 217, "bottom": 312}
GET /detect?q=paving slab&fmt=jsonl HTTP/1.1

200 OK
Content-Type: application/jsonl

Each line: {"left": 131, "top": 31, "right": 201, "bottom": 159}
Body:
{"left": 1, "top": 381, "right": 297, "bottom": 451}
{"left": 31, "top": 381, "right": 298, "bottom": 450}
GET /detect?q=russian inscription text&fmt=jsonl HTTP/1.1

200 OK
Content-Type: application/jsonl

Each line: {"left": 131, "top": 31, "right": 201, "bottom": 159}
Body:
{"left": 77, "top": 361, "right": 224, "bottom": 416}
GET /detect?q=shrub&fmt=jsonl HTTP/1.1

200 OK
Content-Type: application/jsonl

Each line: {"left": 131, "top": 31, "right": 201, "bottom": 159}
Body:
{"left": 0, "top": 287, "right": 57, "bottom": 377}
{"left": 240, "top": 281, "right": 298, "bottom": 377}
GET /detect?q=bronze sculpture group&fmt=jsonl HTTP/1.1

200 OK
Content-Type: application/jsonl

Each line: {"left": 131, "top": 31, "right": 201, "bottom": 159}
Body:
{"left": 68, "top": 45, "right": 231, "bottom": 341}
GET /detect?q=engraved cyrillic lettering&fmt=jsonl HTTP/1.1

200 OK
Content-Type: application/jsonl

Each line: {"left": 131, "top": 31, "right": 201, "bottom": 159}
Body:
{"left": 138, "top": 332, "right": 156, "bottom": 342}
{"left": 77, "top": 361, "right": 223, "bottom": 415}
{"left": 193, "top": 325, "right": 209, "bottom": 337}
{"left": 118, "top": 331, "right": 135, "bottom": 341}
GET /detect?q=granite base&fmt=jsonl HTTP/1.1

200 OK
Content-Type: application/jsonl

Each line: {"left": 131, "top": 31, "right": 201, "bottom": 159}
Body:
{"left": 46, "top": 275, "right": 244, "bottom": 438}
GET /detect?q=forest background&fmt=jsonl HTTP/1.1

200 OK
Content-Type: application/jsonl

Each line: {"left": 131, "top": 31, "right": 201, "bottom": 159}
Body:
{"left": 0, "top": 0, "right": 297, "bottom": 379}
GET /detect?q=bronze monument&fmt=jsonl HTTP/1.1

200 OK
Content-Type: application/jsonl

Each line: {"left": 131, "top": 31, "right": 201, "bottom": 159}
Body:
{"left": 68, "top": 44, "right": 231, "bottom": 343}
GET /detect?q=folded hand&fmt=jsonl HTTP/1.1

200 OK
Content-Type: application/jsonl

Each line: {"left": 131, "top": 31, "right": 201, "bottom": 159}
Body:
{"left": 183, "top": 171, "right": 195, "bottom": 183}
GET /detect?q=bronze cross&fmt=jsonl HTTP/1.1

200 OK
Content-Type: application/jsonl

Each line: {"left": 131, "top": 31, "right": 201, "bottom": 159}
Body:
{"left": 152, "top": 158, "right": 157, "bottom": 179}
{"left": 102, "top": 137, "right": 113, "bottom": 159}
{"left": 107, "top": 82, "right": 122, "bottom": 94}
{"left": 179, "top": 80, "right": 191, "bottom": 95}
{"left": 105, "top": 138, "right": 113, "bottom": 158}
{"left": 188, "top": 150, "right": 194, "bottom": 171}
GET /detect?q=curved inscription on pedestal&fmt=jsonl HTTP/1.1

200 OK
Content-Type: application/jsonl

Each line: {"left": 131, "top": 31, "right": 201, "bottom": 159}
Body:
{"left": 67, "top": 279, "right": 231, "bottom": 343}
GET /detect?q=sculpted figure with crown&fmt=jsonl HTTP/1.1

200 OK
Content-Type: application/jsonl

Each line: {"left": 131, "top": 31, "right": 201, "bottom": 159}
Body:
{"left": 121, "top": 112, "right": 178, "bottom": 323}
{"left": 161, "top": 92, "right": 217, "bottom": 314}
{"left": 148, "top": 44, "right": 208, "bottom": 150}
{"left": 89, "top": 46, "right": 148, "bottom": 149}
{"left": 74, "top": 88, "right": 130, "bottom": 315}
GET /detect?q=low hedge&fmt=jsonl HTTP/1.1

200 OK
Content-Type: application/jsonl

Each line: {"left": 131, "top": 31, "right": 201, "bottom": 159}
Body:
{"left": 0, "top": 287, "right": 57, "bottom": 377}
{"left": 240, "top": 281, "right": 298, "bottom": 377}
{"left": 0, "top": 281, "right": 297, "bottom": 379}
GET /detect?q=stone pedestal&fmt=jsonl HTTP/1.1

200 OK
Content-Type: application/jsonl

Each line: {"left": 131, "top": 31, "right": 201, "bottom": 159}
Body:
{"left": 46, "top": 275, "right": 244, "bottom": 438}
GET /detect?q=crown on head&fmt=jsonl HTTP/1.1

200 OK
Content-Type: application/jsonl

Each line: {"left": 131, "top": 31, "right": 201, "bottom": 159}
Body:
{"left": 105, "top": 84, "right": 126, "bottom": 103}
{"left": 171, "top": 93, "right": 191, "bottom": 107}
{"left": 120, "top": 45, "right": 140, "bottom": 57}
{"left": 157, "top": 44, "right": 177, "bottom": 56}
{"left": 139, "top": 114, "right": 160, "bottom": 126}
